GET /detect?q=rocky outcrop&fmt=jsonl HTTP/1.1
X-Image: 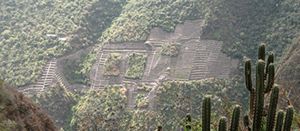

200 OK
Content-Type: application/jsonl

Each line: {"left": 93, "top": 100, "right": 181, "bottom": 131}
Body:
{"left": 0, "top": 82, "right": 57, "bottom": 131}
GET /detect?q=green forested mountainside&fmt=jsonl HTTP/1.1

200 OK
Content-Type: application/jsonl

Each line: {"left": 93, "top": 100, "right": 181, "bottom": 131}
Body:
{"left": 69, "top": 79, "right": 246, "bottom": 130}
{"left": 99, "top": 0, "right": 203, "bottom": 44}
{"left": 156, "top": 79, "right": 246, "bottom": 130}
{"left": 0, "top": 0, "right": 125, "bottom": 86}
{"left": 79, "top": 0, "right": 217, "bottom": 75}
{"left": 31, "top": 85, "right": 77, "bottom": 130}
{"left": 71, "top": 87, "right": 130, "bottom": 130}
{"left": 203, "top": 0, "right": 300, "bottom": 60}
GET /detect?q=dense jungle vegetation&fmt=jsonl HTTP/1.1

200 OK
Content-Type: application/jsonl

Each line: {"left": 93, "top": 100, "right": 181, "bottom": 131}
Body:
{"left": 202, "top": 0, "right": 300, "bottom": 60}
{"left": 1, "top": 0, "right": 299, "bottom": 130}
{"left": 0, "top": 0, "right": 125, "bottom": 86}
{"left": 69, "top": 79, "right": 247, "bottom": 130}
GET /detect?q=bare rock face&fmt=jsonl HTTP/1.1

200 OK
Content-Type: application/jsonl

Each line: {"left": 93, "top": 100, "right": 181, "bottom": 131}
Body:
{"left": 276, "top": 36, "right": 300, "bottom": 111}
{"left": 0, "top": 82, "right": 57, "bottom": 131}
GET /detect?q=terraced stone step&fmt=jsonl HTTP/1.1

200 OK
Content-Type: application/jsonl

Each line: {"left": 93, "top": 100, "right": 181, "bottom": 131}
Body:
{"left": 103, "top": 50, "right": 147, "bottom": 53}
{"left": 192, "top": 64, "right": 207, "bottom": 68}
{"left": 190, "top": 70, "right": 208, "bottom": 73}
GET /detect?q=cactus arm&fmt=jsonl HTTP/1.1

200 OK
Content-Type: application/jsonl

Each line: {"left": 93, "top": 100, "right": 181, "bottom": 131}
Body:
{"left": 230, "top": 105, "right": 241, "bottom": 131}
{"left": 252, "top": 60, "right": 265, "bottom": 131}
{"left": 258, "top": 43, "right": 266, "bottom": 61}
{"left": 275, "top": 110, "right": 284, "bottom": 131}
{"left": 265, "top": 52, "right": 274, "bottom": 75}
{"left": 266, "top": 85, "right": 279, "bottom": 131}
{"left": 202, "top": 96, "right": 211, "bottom": 131}
{"left": 265, "top": 64, "right": 275, "bottom": 93}
{"left": 245, "top": 59, "right": 253, "bottom": 92}
{"left": 218, "top": 117, "right": 227, "bottom": 131}
{"left": 283, "top": 106, "right": 294, "bottom": 131}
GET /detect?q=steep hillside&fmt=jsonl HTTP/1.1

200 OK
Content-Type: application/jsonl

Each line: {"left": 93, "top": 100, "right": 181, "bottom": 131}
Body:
{"left": 0, "top": 0, "right": 125, "bottom": 86}
{"left": 99, "top": 0, "right": 203, "bottom": 44}
{"left": 202, "top": 0, "right": 300, "bottom": 59}
{"left": 0, "top": 81, "right": 57, "bottom": 131}
{"left": 276, "top": 36, "right": 300, "bottom": 111}
{"left": 71, "top": 86, "right": 130, "bottom": 130}
{"left": 30, "top": 84, "right": 77, "bottom": 130}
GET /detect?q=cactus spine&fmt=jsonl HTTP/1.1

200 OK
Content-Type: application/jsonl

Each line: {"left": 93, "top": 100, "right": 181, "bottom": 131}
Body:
{"left": 218, "top": 117, "right": 227, "bottom": 131}
{"left": 202, "top": 96, "right": 211, "bottom": 131}
{"left": 283, "top": 106, "right": 294, "bottom": 131}
{"left": 230, "top": 105, "right": 241, "bottom": 131}
{"left": 266, "top": 85, "right": 279, "bottom": 131}
{"left": 275, "top": 110, "right": 284, "bottom": 131}
{"left": 252, "top": 60, "right": 265, "bottom": 131}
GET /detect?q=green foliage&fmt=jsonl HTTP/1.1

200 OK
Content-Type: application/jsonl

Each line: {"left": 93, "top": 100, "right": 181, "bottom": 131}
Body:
{"left": 100, "top": 0, "right": 202, "bottom": 44}
{"left": 125, "top": 53, "right": 147, "bottom": 79}
{"left": 104, "top": 53, "right": 122, "bottom": 76}
{"left": 135, "top": 94, "right": 149, "bottom": 109}
{"left": 0, "top": 0, "right": 125, "bottom": 86}
{"left": 71, "top": 86, "right": 130, "bottom": 130}
{"left": 157, "top": 44, "right": 297, "bottom": 130}
{"left": 160, "top": 42, "right": 181, "bottom": 57}
{"left": 203, "top": 0, "right": 300, "bottom": 60}
{"left": 62, "top": 55, "right": 89, "bottom": 84}
{"left": 30, "top": 84, "right": 77, "bottom": 130}
{"left": 78, "top": 51, "right": 97, "bottom": 78}
{"left": 127, "top": 110, "right": 161, "bottom": 131}
{"left": 156, "top": 79, "right": 247, "bottom": 130}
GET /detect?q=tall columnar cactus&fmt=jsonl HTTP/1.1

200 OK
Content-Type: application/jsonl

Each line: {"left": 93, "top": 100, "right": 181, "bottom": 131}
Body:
{"left": 159, "top": 44, "right": 295, "bottom": 130}
{"left": 230, "top": 105, "right": 241, "bottom": 131}
{"left": 275, "top": 110, "right": 284, "bottom": 131}
{"left": 218, "top": 117, "right": 227, "bottom": 131}
{"left": 245, "top": 59, "right": 255, "bottom": 116}
{"left": 202, "top": 96, "right": 211, "bottom": 131}
{"left": 283, "top": 106, "right": 294, "bottom": 131}
{"left": 253, "top": 60, "right": 265, "bottom": 131}
{"left": 266, "top": 85, "right": 279, "bottom": 131}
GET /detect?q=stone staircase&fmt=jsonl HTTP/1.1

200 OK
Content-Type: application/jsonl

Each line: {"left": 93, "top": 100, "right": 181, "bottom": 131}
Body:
{"left": 91, "top": 51, "right": 109, "bottom": 89}
{"left": 142, "top": 50, "right": 157, "bottom": 80}
{"left": 20, "top": 60, "right": 57, "bottom": 95}
{"left": 189, "top": 45, "right": 210, "bottom": 80}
